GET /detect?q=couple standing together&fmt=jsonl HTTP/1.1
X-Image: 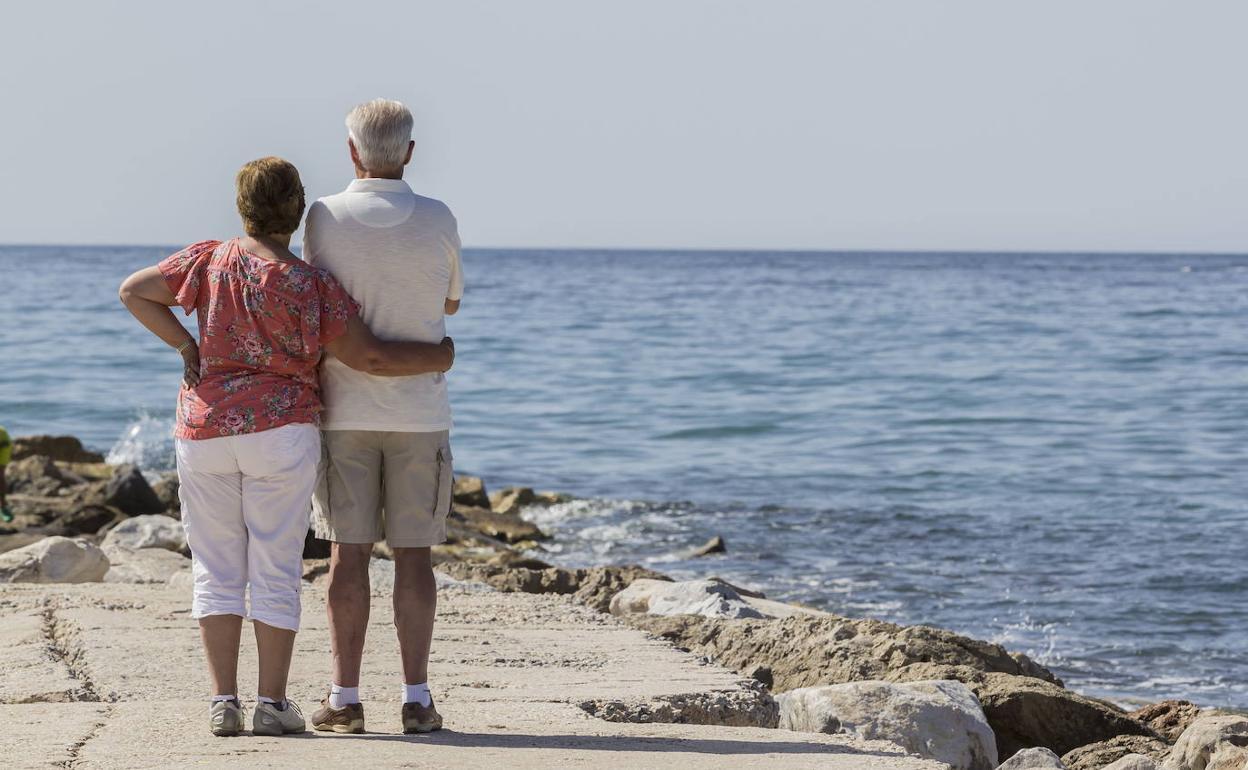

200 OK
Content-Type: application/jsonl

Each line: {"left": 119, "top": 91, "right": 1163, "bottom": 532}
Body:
{"left": 119, "top": 99, "right": 459, "bottom": 737}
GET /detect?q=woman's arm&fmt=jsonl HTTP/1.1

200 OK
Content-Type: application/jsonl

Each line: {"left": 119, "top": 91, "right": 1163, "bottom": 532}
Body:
{"left": 325, "top": 316, "right": 454, "bottom": 376}
{"left": 118, "top": 266, "right": 201, "bottom": 386}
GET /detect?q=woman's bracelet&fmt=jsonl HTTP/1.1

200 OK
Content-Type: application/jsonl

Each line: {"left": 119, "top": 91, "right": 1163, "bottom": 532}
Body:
{"left": 176, "top": 340, "right": 194, "bottom": 355}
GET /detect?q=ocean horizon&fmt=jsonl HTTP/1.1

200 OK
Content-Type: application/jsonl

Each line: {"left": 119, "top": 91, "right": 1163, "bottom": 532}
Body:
{"left": 2, "top": 243, "right": 1245, "bottom": 710}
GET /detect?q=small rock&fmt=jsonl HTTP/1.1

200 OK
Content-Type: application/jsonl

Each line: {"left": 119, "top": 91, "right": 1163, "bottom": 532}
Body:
{"left": 610, "top": 578, "right": 769, "bottom": 620}
{"left": 45, "top": 504, "right": 126, "bottom": 536}
{"left": 572, "top": 565, "right": 671, "bottom": 613}
{"left": 489, "top": 486, "right": 536, "bottom": 515}
{"left": 778, "top": 679, "right": 997, "bottom": 770}
{"left": 1162, "top": 714, "right": 1248, "bottom": 770}
{"left": 451, "top": 504, "right": 548, "bottom": 543}
{"left": 12, "top": 435, "right": 104, "bottom": 463}
{"left": 533, "top": 491, "right": 570, "bottom": 505}
{"left": 452, "top": 475, "right": 490, "bottom": 508}
{"left": 581, "top": 679, "right": 778, "bottom": 728}
{"left": 1103, "top": 756, "right": 1161, "bottom": 770}
{"left": 690, "top": 535, "right": 726, "bottom": 557}
{"left": 103, "top": 465, "right": 165, "bottom": 516}
{"left": 999, "top": 747, "right": 1066, "bottom": 769}
{"left": 101, "top": 514, "right": 185, "bottom": 552}
{"left": 1062, "top": 734, "right": 1170, "bottom": 770}
{"left": 0, "top": 536, "right": 110, "bottom": 583}
{"left": 103, "top": 545, "right": 191, "bottom": 584}
{"left": 1130, "top": 700, "right": 1204, "bottom": 743}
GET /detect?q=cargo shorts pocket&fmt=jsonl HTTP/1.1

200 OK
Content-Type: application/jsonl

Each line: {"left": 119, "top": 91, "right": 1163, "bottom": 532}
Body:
{"left": 433, "top": 443, "right": 453, "bottom": 518}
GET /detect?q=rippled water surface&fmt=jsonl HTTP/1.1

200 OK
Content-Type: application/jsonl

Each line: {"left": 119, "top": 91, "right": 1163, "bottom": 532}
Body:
{"left": 1, "top": 245, "right": 1245, "bottom": 707}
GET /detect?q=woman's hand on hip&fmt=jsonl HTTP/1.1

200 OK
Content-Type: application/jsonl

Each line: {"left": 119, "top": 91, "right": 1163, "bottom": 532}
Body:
{"left": 181, "top": 341, "right": 201, "bottom": 387}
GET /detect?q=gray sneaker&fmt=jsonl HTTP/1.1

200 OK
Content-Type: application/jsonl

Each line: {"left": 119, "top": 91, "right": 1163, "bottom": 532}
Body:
{"left": 253, "top": 699, "right": 307, "bottom": 736}
{"left": 209, "top": 699, "right": 244, "bottom": 737}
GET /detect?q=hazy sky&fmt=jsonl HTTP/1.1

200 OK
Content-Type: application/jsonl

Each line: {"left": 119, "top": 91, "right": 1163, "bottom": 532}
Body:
{"left": 2, "top": 1, "right": 1246, "bottom": 252}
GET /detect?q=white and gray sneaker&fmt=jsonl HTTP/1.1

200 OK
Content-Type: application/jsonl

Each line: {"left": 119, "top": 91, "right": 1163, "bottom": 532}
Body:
{"left": 252, "top": 699, "right": 306, "bottom": 736}
{"left": 209, "top": 699, "right": 245, "bottom": 737}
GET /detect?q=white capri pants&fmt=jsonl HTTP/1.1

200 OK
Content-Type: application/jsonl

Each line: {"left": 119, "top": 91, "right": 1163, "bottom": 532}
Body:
{"left": 175, "top": 423, "right": 319, "bottom": 631}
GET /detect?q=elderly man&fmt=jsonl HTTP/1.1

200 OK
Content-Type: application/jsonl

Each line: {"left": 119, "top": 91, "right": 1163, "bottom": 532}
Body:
{"left": 305, "top": 99, "right": 463, "bottom": 735}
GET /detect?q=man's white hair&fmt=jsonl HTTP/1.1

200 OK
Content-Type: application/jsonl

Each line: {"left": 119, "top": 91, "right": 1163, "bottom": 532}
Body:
{"left": 346, "top": 98, "right": 414, "bottom": 172}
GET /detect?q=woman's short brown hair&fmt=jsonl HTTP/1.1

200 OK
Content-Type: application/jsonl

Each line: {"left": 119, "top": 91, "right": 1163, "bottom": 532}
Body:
{"left": 235, "top": 157, "right": 306, "bottom": 236}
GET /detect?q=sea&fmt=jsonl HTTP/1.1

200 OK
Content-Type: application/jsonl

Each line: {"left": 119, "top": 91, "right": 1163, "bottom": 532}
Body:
{"left": 1, "top": 245, "right": 1245, "bottom": 709}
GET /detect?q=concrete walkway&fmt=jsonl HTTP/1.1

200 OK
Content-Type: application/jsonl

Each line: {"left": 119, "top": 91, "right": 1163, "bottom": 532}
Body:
{"left": 0, "top": 578, "right": 943, "bottom": 769}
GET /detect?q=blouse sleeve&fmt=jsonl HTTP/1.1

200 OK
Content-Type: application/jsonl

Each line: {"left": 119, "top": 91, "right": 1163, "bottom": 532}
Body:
{"left": 315, "top": 270, "right": 361, "bottom": 346}
{"left": 157, "top": 240, "right": 221, "bottom": 315}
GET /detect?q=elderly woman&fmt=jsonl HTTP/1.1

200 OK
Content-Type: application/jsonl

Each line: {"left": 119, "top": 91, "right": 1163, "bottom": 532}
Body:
{"left": 118, "top": 157, "right": 453, "bottom": 737}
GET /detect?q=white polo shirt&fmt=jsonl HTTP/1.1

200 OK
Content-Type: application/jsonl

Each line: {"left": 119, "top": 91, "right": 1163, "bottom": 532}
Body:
{"left": 303, "top": 178, "right": 463, "bottom": 432}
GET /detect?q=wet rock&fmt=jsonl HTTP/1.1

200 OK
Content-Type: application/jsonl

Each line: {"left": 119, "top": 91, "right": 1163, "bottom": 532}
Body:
{"left": 999, "top": 747, "right": 1066, "bottom": 769}
{"left": 1130, "top": 700, "right": 1204, "bottom": 743}
{"left": 101, "top": 514, "right": 185, "bottom": 552}
{"left": 690, "top": 535, "right": 726, "bottom": 557}
{"left": 778, "top": 679, "right": 997, "bottom": 770}
{"left": 103, "top": 545, "right": 191, "bottom": 584}
{"left": 12, "top": 435, "right": 104, "bottom": 463}
{"left": 0, "top": 536, "right": 110, "bottom": 583}
{"left": 45, "top": 504, "right": 126, "bottom": 536}
{"left": 1162, "top": 714, "right": 1248, "bottom": 770}
{"left": 103, "top": 465, "right": 164, "bottom": 516}
{"left": 450, "top": 504, "right": 548, "bottom": 543}
{"left": 886, "top": 665, "right": 1157, "bottom": 759}
{"left": 1103, "top": 756, "right": 1160, "bottom": 770}
{"left": 150, "top": 472, "right": 180, "bottom": 514}
{"left": 452, "top": 475, "right": 490, "bottom": 508}
{"left": 610, "top": 578, "right": 769, "bottom": 619}
{"left": 580, "top": 679, "right": 778, "bottom": 728}
{"left": 1062, "top": 734, "right": 1170, "bottom": 770}
{"left": 488, "top": 486, "right": 536, "bottom": 515}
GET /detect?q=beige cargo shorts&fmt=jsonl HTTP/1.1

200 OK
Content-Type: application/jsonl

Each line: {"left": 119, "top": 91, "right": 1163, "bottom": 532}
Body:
{"left": 312, "top": 430, "right": 452, "bottom": 548}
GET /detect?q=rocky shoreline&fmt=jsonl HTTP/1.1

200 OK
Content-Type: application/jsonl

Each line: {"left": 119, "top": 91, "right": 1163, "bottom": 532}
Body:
{"left": 2, "top": 433, "right": 1245, "bottom": 770}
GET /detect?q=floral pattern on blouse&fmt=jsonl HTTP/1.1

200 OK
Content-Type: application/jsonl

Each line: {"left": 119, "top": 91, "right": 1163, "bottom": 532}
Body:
{"left": 159, "top": 238, "right": 359, "bottom": 440}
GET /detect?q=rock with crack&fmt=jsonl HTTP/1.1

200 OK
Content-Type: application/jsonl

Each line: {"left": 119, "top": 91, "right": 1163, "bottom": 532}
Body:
{"left": 1208, "top": 742, "right": 1248, "bottom": 770}
{"left": 1062, "top": 734, "right": 1171, "bottom": 770}
{"left": 0, "top": 537, "right": 110, "bottom": 583}
{"left": 6, "top": 455, "right": 84, "bottom": 496}
{"left": 580, "top": 680, "right": 779, "bottom": 728}
{"left": 611, "top": 578, "right": 770, "bottom": 619}
{"left": 998, "top": 747, "right": 1067, "bottom": 769}
{"left": 103, "top": 545, "right": 191, "bottom": 584}
{"left": 778, "top": 679, "right": 997, "bottom": 770}
{"left": 100, "top": 514, "right": 185, "bottom": 553}
{"left": 1162, "top": 714, "right": 1248, "bottom": 770}
{"left": 1130, "top": 700, "right": 1204, "bottom": 743}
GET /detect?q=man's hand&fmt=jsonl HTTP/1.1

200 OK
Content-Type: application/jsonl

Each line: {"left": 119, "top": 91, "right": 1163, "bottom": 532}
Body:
{"left": 440, "top": 336, "right": 455, "bottom": 372}
{"left": 181, "top": 340, "right": 201, "bottom": 387}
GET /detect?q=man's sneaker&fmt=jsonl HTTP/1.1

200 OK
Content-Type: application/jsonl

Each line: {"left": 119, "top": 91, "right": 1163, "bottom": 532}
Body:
{"left": 311, "top": 696, "right": 365, "bottom": 734}
{"left": 209, "top": 698, "right": 244, "bottom": 737}
{"left": 401, "top": 696, "right": 443, "bottom": 734}
{"left": 252, "top": 699, "right": 307, "bottom": 736}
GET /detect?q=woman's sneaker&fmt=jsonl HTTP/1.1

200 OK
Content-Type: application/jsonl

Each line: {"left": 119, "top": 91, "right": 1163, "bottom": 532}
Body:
{"left": 253, "top": 699, "right": 307, "bottom": 736}
{"left": 311, "top": 696, "right": 365, "bottom": 734}
{"left": 401, "top": 696, "right": 443, "bottom": 734}
{"left": 209, "top": 699, "right": 244, "bottom": 737}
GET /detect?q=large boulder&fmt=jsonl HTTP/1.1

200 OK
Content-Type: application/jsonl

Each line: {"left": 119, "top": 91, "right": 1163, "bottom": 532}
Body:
{"left": 6, "top": 455, "right": 82, "bottom": 496}
{"left": 1062, "top": 734, "right": 1171, "bottom": 770}
{"left": 452, "top": 475, "right": 490, "bottom": 508}
{"left": 999, "top": 747, "right": 1066, "bottom": 769}
{"left": 572, "top": 565, "right": 672, "bottom": 612}
{"left": 1209, "top": 744, "right": 1248, "bottom": 770}
{"left": 0, "top": 536, "right": 109, "bottom": 583}
{"left": 44, "top": 504, "right": 126, "bottom": 536}
{"left": 102, "top": 465, "right": 165, "bottom": 516}
{"left": 778, "top": 679, "right": 997, "bottom": 770}
{"left": 1131, "top": 701, "right": 1204, "bottom": 743}
{"left": 488, "top": 486, "right": 537, "bottom": 516}
{"left": 103, "top": 545, "right": 191, "bottom": 584}
{"left": 886, "top": 665, "right": 1157, "bottom": 759}
{"left": 11, "top": 435, "right": 104, "bottom": 463}
{"left": 450, "top": 504, "right": 548, "bottom": 543}
{"left": 101, "top": 514, "right": 185, "bottom": 552}
{"left": 1104, "top": 756, "right": 1161, "bottom": 770}
{"left": 1162, "top": 715, "right": 1248, "bottom": 770}
{"left": 611, "top": 578, "right": 769, "bottom": 620}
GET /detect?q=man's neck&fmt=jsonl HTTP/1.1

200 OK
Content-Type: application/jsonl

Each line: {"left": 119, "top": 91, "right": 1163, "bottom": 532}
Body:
{"left": 355, "top": 167, "right": 405, "bottom": 180}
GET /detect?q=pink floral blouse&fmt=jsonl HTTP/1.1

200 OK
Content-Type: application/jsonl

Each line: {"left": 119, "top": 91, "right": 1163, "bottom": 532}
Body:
{"left": 159, "top": 238, "right": 359, "bottom": 440}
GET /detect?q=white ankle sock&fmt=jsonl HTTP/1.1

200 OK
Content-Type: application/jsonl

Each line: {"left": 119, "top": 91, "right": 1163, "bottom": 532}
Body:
{"left": 329, "top": 684, "right": 359, "bottom": 709}
{"left": 257, "top": 695, "right": 287, "bottom": 710}
{"left": 211, "top": 694, "right": 237, "bottom": 703}
{"left": 404, "top": 682, "right": 431, "bottom": 707}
